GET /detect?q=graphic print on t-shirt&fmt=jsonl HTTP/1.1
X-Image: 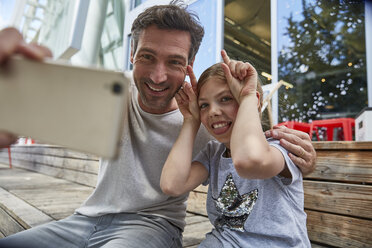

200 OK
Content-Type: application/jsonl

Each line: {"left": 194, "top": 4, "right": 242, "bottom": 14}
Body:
{"left": 213, "top": 173, "right": 258, "bottom": 232}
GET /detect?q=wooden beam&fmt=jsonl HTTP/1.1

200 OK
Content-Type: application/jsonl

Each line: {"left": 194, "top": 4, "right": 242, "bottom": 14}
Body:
{"left": 306, "top": 210, "right": 372, "bottom": 247}
{"left": 305, "top": 150, "right": 372, "bottom": 183}
{"left": 304, "top": 181, "right": 372, "bottom": 219}
{"left": 0, "top": 187, "right": 53, "bottom": 228}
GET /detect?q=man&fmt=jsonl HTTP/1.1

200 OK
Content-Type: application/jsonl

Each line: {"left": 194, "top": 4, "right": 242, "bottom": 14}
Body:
{"left": 0, "top": 2, "right": 316, "bottom": 248}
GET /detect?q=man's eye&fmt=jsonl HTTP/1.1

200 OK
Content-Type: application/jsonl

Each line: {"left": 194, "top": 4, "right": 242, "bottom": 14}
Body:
{"left": 169, "top": 60, "right": 184, "bottom": 66}
{"left": 221, "top": 97, "right": 232, "bottom": 102}
{"left": 141, "top": 54, "right": 153, "bottom": 60}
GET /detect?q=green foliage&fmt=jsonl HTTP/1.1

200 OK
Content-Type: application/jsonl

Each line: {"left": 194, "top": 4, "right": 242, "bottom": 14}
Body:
{"left": 278, "top": 0, "right": 367, "bottom": 122}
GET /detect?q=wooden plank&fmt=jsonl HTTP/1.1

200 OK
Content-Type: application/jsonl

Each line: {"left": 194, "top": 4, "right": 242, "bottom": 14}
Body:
{"left": 0, "top": 167, "right": 93, "bottom": 223}
{"left": 305, "top": 150, "right": 372, "bottom": 183}
{"left": 304, "top": 181, "right": 372, "bottom": 219}
{"left": 0, "top": 150, "right": 98, "bottom": 174}
{"left": 183, "top": 213, "right": 213, "bottom": 247}
{"left": 185, "top": 214, "right": 209, "bottom": 225}
{"left": 194, "top": 185, "right": 208, "bottom": 193}
{"left": 183, "top": 221, "right": 212, "bottom": 247}
{"left": 0, "top": 168, "right": 76, "bottom": 190}
{"left": 0, "top": 157, "right": 97, "bottom": 187}
{"left": 312, "top": 141, "right": 372, "bottom": 150}
{"left": 310, "top": 243, "right": 333, "bottom": 248}
{"left": 187, "top": 191, "right": 207, "bottom": 216}
{"left": 0, "top": 145, "right": 99, "bottom": 160}
{"left": 0, "top": 207, "right": 25, "bottom": 236}
{"left": 12, "top": 187, "right": 92, "bottom": 206}
{"left": 306, "top": 210, "right": 372, "bottom": 247}
{"left": 12, "top": 187, "right": 93, "bottom": 220}
{"left": 2, "top": 152, "right": 99, "bottom": 174}
{"left": 0, "top": 187, "right": 54, "bottom": 228}
{"left": 183, "top": 245, "right": 198, "bottom": 248}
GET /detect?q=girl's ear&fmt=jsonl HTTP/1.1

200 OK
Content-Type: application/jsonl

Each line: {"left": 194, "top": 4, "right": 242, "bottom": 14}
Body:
{"left": 256, "top": 90, "right": 261, "bottom": 111}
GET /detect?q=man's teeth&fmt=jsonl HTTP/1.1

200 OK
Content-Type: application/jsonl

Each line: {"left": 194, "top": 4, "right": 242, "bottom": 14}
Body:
{"left": 213, "top": 123, "right": 229, "bottom": 129}
{"left": 148, "top": 84, "right": 166, "bottom": 92}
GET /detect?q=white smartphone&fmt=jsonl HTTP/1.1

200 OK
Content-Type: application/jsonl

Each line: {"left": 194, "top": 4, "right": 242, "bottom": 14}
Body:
{"left": 0, "top": 56, "right": 130, "bottom": 159}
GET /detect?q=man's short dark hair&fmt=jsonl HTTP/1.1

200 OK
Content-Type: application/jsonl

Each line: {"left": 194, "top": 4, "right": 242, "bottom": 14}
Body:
{"left": 131, "top": 0, "right": 204, "bottom": 64}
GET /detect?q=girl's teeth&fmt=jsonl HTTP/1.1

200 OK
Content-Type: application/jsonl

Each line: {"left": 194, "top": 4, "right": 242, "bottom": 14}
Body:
{"left": 213, "top": 123, "right": 228, "bottom": 129}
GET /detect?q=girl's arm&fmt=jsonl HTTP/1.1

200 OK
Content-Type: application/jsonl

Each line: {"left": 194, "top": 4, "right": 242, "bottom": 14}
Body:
{"left": 231, "top": 94, "right": 287, "bottom": 179}
{"left": 160, "top": 66, "right": 208, "bottom": 197}
{"left": 160, "top": 117, "right": 208, "bottom": 197}
{"left": 221, "top": 51, "right": 288, "bottom": 179}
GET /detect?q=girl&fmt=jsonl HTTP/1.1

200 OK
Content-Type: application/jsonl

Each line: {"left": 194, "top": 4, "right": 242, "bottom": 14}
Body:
{"left": 160, "top": 50, "right": 310, "bottom": 247}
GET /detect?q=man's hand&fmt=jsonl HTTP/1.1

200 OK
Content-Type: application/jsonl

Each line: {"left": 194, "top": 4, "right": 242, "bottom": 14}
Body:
{"left": 0, "top": 27, "right": 52, "bottom": 64}
{"left": 265, "top": 125, "right": 317, "bottom": 175}
{"left": 0, "top": 132, "right": 18, "bottom": 148}
{"left": 0, "top": 27, "right": 53, "bottom": 148}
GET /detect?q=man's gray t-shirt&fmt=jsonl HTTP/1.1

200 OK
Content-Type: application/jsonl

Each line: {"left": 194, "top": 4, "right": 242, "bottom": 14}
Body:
{"left": 194, "top": 139, "right": 310, "bottom": 247}
{"left": 76, "top": 77, "right": 212, "bottom": 230}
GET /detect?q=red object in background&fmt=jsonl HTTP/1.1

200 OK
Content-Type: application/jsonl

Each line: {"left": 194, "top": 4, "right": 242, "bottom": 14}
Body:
{"left": 277, "top": 121, "right": 320, "bottom": 140}
{"left": 277, "top": 121, "right": 311, "bottom": 132}
{"left": 309, "top": 118, "right": 355, "bottom": 141}
{"left": 8, "top": 146, "right": 12, "bottom": 169}
{"left": 24, "top": 138, "right": 35, "bottom": 144}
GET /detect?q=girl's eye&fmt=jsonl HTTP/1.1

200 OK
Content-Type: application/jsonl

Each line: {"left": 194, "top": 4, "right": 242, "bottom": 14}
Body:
{"left": 199, "top": 103, "right": 208, "bottom": 109}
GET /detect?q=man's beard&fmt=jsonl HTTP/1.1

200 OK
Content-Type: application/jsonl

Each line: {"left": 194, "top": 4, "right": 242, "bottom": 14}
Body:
{"left": 136, "top": 78, "right": 176, "bottom": 111}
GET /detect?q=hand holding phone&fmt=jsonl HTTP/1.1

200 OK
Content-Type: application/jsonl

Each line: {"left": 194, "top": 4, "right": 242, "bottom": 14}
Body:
{"left": 0, "top": 57, "right": 130, "bottom": 158}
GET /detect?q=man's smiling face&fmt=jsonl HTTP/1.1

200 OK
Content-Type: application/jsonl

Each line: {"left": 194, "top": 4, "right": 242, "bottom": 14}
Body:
{"left": 131, "top": 25, "right": 192, "bottom": 114}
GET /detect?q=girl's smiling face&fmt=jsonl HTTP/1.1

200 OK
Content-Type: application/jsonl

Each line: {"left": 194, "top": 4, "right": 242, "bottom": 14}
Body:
{"left": 198, "top": 77, "right": 239, "bottom": 148}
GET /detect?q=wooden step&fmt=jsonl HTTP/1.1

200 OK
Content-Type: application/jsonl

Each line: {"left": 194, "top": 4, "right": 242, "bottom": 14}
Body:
{"left": 0, "top": 164, "right": 211, "bottom": 247}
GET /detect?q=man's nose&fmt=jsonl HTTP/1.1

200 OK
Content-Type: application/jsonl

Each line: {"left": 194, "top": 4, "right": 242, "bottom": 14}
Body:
{"left": 149, "top": 62, "right": 168, "bottom": 84}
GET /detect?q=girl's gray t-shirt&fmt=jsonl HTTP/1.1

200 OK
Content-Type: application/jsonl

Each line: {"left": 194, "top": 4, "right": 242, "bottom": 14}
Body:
{"left": 194, "top": 139, "right": 311, "bottom": 247}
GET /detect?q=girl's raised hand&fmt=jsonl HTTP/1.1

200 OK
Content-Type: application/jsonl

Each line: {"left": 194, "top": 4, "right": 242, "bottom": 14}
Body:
{"left": 221, "top": 50, "right": 258, "bottom": 103}
{"left": 175, "top": 66, "right": 200, "bottom": 121}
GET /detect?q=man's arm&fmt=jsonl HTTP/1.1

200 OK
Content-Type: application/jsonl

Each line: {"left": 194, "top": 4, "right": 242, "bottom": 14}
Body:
{"left": 265, "top": 125, "right": 317, "bottom": 175}
{"left": 0, "top": 27, "right": 52, "bottom": 148}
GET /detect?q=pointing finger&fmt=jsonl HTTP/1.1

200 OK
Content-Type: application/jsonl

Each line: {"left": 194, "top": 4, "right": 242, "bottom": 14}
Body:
{"left": 187, "top": 65, "right": 198, "bottom": 93}
{"left": 221, "top": 63, "right": 233, "bottom": 84}
{"left": 221, "top": 49, "right": 231, "bottom": 65}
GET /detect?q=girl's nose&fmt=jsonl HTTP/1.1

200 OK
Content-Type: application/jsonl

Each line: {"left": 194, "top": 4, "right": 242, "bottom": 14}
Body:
{"left": 208, "top": 103, "right": 221, "bottom": 117}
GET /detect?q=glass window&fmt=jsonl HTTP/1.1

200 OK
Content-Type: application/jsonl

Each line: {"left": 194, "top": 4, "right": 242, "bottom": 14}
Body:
{"left": 131, "top": 0, "right": 148, "bottom": 10}
{"left": 277, "top": 0, "right": 367, "bottom": 122}
{"left": 224, "top": 0, "right": 271, "bottom": 79}
{"left": 224, "top": 0, "right": 272, "bottom": 129}
{"left": 99, "top": 0, "right": 125, "bottom": 70}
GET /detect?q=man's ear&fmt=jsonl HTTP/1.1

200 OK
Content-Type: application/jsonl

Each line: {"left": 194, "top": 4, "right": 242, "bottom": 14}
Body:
{"left": 187, "top": 58, "right": 195, "bottom": 74}
{"left": 130, "top": 44, "right": 134, "bottom": 64}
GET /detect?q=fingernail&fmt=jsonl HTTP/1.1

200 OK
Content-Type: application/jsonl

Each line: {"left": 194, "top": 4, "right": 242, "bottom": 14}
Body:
{"left": 272, "top": 130, "right": 278, "bottom": 137}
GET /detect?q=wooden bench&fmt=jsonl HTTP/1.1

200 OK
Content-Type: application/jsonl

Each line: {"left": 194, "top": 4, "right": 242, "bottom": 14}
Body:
{"left": 1, "top": 142, "right": 372, "bottom": 247}
{"left": 304, "top": 142, "right": 372, "bottom": 247}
